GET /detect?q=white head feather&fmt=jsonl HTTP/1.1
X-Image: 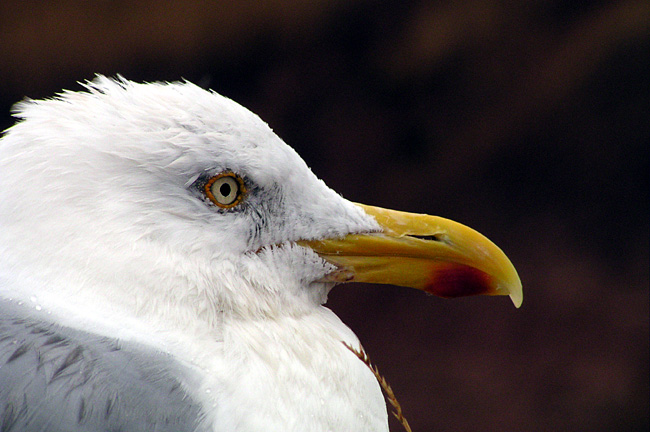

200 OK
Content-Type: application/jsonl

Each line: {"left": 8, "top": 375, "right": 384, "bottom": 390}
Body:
{"left": 0, "top": 76, "right": 380, "bottom": 323}
{"left": 0, "top": 77, "right": 389, "bottom": 432}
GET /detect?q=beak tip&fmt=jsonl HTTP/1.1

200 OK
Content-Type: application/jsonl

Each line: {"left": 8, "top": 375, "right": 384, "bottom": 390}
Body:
{"left": 510, "top": 292, "right": 523, "bottom": 308}
{"left": 506, "top": 279, "right": 523, "bottom": 308}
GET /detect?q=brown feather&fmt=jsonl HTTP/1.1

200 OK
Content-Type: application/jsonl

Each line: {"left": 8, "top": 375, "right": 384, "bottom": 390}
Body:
{"left": 343, "top": 342, "right": 413, "bottom": 432}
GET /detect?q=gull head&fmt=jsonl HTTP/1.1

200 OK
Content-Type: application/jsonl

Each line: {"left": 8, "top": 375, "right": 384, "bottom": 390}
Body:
{"left": 0, "top": 77, "right": 521, "bottom": 324}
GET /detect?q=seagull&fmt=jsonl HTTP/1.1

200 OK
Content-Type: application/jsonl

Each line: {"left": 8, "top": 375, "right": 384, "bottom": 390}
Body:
{"left": 0, "top": 76, "right": 522, "bottom": 432}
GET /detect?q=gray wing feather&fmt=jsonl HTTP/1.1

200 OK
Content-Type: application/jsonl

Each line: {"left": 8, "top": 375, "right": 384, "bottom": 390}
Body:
{"left": 0, "top": 299, "right": 210, "bottom": 432}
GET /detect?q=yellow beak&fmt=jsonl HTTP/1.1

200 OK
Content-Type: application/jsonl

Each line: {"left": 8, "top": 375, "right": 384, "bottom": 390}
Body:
{"left": 299, "top": 203, "right": 522, "bottom": 307}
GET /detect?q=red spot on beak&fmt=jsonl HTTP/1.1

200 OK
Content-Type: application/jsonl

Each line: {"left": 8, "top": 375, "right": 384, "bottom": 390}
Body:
{"left": 425, "top": 264, "right": 494, "bottom": 298}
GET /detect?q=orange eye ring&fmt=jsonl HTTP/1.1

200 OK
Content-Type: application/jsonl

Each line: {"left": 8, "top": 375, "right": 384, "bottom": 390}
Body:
{"left": 204, "top": 172, "right": 247, "bottom": 208}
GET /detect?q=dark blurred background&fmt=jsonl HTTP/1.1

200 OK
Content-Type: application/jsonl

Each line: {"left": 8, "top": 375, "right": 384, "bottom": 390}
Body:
{"left": 1, "top": 1, "right": 647, "bottom": 431}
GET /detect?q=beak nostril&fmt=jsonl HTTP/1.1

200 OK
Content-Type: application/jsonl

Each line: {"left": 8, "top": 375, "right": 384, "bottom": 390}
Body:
{"left": 411, "top": 235, "right": 440, "bottom": 242}
{"left": 410, "top": 234, "right": 448, "bottom": 244}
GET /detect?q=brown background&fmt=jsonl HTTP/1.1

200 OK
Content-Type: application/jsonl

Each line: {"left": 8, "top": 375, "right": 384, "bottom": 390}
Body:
{"left": 1, "top": 1, "right": 647, "bottom": 431}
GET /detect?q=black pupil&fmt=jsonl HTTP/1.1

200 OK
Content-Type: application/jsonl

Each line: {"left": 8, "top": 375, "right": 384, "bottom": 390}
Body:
{"left": 220, "top": 182, "right": 232, "bottom": 197}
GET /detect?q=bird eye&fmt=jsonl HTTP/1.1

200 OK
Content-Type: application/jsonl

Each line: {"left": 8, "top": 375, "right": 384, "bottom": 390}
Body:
{"left": 204, "top": 172, "right": 246, "bottom": 208}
